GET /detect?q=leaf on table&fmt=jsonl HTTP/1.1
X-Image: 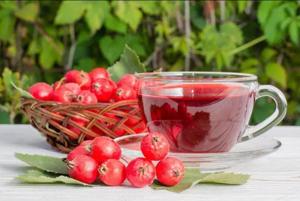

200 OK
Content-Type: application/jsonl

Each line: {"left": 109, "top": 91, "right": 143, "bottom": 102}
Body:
{"left": 151, "top": 169, "right": 208, "bottom": 193}
{"left": 107, "top": 45, "right": 146, "bottom": 81}
{"left": 198, "top": 172, "right": 250, "bottom": 185}
{"left": 151, "top": 169, "right": 250, "bottom": 193}
{"left": 15, "top": 153, "right": 68, "bottom": 175}
{"left": 10, "top": 81, "right": 33, "bottom": 98}
{"left": 17, "top": 169, "right": 89, "bottom": 186}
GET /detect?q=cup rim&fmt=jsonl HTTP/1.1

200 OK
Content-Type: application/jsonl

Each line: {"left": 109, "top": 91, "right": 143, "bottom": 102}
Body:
{"left": 135, "top": 71, "right": 258, "bottom": 82}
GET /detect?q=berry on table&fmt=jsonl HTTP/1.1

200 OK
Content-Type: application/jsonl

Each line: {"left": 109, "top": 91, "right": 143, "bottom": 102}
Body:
{"left": 156, "top": 157, "right": 185, "bottom": 186}
{"left": 67, "top": 144, "right": 91, "bottom": 161}
{"left": 67, "top": 155, "right": 98, "bottom": 184}
{"left": 98, "top": 159, "right": 126, "bottom": 186}
{"left": 126, "top": 157, "right": 155, "bottom": 188}
{"left": 90, "top": 136, "right": 121, "bottom": 164}
{"left": 141, "top": 132, "right": 170, "bottom": 161}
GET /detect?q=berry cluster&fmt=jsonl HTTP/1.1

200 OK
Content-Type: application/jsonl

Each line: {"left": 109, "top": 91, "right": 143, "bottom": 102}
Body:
{"left": 28, "top": 68, "right": 138, "bottom": 103}
{"left": 27, "top": 68, "right": 143, "bottom": 137}
{"left": 66, "top": 132, "right": 185, "bottom": 187}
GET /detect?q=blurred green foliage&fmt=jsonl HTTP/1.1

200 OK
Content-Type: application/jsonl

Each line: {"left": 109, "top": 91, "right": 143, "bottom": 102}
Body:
{"left": 0, "top": 0, "right": 299, "bottom": 125}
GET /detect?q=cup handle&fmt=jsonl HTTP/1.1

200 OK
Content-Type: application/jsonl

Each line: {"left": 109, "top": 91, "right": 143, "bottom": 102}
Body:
{"left": 239, "top": 85, "right": 287, "bottom": 142}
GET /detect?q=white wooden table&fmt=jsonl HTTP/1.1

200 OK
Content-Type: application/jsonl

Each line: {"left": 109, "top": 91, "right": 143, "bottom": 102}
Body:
{"left": 0, "top": 125, "right": 299, "bottom": 201}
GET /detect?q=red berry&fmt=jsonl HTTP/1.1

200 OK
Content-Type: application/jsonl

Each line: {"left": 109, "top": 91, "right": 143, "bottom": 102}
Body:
{"left": 65, "top": 70, "right": 91, "bottom": 90}
{"left": 114, "top": 85, "right": 137, "bottom": 101}
{"left": 53, "top": 83, "right": 81, "bottom": 103}
{"left": 156, "top": 157, "right": 185, "bottom": 186}
{"left": 89, "top": 67, "right": 109, "bottom": 81}
{"left": 67, "top": 144, "right": 90, "bottom": 161}
{"left": 90, "top": 136, "right": 121, "bottom": 164}
{"left": 67, "top": 116, "right": 88, "bottom": 137}
{"left": 98, "top": 159, "right": 126, "bottom": 186}
{"left": 133, "top": 121, "right": 146, "bottom": 133}
{"left": 126, "top": 157, "right": 155, "bottom": 188}
{"left": 117, "top": 74, "right": 137, "bottom": 89}
{"left": 76, "top": 90, "right": 97, "bottom": 104}
{"left": 61, "top": 83, "right": 81, "bottom": 94}
{"left": 91, "top": 78, "right": 116, "bottom": 102}
{"left": 141, "top": 132, "right": 170, "bottom": 161}
{"left": 28, "top": 82, "right": 53, "bottom": 101}
{"left": 125, "top": 116, "right": 140, "bottom": 126}
{"left": 68, "top": 155, "right": 98, "bottom": 184}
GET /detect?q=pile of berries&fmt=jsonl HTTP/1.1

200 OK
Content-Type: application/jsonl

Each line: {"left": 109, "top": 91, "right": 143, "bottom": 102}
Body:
{"left": 28, "top": 68, "right": 138, "bottom": 103}
{"left": 27, "top": 68, "right": 144, "bottom": 137}
{"left": 66, "top": 132, "right": 185, "bottom": 187}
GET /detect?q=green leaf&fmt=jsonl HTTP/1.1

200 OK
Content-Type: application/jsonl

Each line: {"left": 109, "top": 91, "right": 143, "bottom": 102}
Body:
{"left": 15, "top": 3, "right": 39, "bottom": 22}
{"left": 108, "top": 45, "right": 146, "bottom": 81}
{"left": 55, "top": 1, "right": 86, "bottom": 24}
{"left": 84, "top": 1, "right": 109, "bottom": 34}
{"left": 17, "top": 169, "right": 89, "bottom": 186}
{"left": 0, "top": 109, "right": 10, "bottom": 124}
{"left": 261, "top": 48, "right": 277, "bottom": 63}
{"left": 104, "top": 14, "right": 127, "bottom": 33}
{"left": 137, "top": 1, "right": 160, "bottom": 15}
{"left": 27, "top": 38, "right": 40, "bottom": 55}
{"left": 39, "top": 38, "right": 63, "bottom": 69}
{"left": 237, "top": 1, "right": 248, "bottom": 14}
{"left": 198, "top": 172, "right": 250, "bottom": 185}
{"left": 15, "top": 153, "right": 68, "bottom": 175}
{"left": 289, "top": 21, "right": 300, "bottom": 45}
{"left": 99, "top": 35, "right": 126, "bottom": 64}
{"left": 257, "top": 1, "right": 279, "bottom": 25}
{"left": 113, "top": 1, "right": 142, "bottom": 31}
{"left": 265, "top": 63, "right": 287, "bottom": 88}
{"left": 2, "top": 68, "right": 20, "bottom": 99}
{"left": 10, "top": 81, "right": 33, "bottom": 98}
{"left": 0, "top": 9, "right": 15, "bottom": 42}
{"left": 151, "top": 169, "right": 249, "bottom": 193}
{"left": 125, "top": 34, "right": 146, "bottom": 57}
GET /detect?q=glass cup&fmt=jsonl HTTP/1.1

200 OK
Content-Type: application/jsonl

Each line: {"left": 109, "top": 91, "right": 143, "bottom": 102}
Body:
{"left": 136, "top": 72, "right": 287, "bottom": 153}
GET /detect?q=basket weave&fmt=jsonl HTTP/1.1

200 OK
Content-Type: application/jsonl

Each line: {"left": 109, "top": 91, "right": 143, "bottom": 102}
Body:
{"left": 21, "top": 97, "right": 145, "bottom": 153}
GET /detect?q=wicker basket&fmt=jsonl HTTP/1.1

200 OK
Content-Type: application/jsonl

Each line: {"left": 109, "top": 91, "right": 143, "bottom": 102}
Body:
{"left": 21, "top": 97, "right": 145, "bottom": 153}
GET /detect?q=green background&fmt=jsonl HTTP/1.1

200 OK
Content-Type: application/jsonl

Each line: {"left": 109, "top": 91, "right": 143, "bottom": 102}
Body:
{"left": 0, "top": 0, "right": 299, "bottom": 125}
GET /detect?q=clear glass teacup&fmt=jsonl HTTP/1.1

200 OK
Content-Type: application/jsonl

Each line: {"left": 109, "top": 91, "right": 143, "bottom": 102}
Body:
{"left": 136, "top": 72, "right": 287, "bottom": 153}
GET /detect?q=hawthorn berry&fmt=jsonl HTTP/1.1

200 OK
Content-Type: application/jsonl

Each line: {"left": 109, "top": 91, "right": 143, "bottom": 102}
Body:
{"left": 156, "top": 157, "right": 185, "bottom": 186}
{"left": 52, "top": 83, "right": 81, "bottom": 103}
{"left": 65, "top": 70, "right": 91, "bottom": 90}
{"left": 67, "top": 144, "right": 90, "bottom": 161}
{"left": 68, "top": 155, "right": 98, "bottom": 184}
{"left": 113, "top": 85, "right": 137, "bottom": 101}
{"left": 140, "top": 132, "right": 170, "bottom": 161}
{"left": 28, "top": 82, "right": 53, "bottom": 101}
{"left": 91, "top": 78, "right": 116, "bottom": 102}
{"left": 90, "top": 136, "right": 121, "bottom": 164}
{"left": 89, "top": 67, "right": 109, "bottom": 81}
{"left": 98, "top": 159, "right": 126, "bottom": 186}
{"left": 126, "top": 157, "right": 155, "bottom": 188}
{"left": 76, "top": 90, "right": 97, "bottom": 104}
{"left": 117, "top": 74, "right": 137, "bottom": 89}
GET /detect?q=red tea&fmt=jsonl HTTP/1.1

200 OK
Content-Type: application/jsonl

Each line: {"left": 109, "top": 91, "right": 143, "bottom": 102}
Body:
{"left": 138, "top": 83, "right": 255, "bottom": 153}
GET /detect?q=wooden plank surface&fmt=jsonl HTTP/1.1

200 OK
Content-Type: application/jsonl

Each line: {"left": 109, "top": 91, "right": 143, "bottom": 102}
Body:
{"left": 0, "top": 125, "right": 299, "bottom": 201}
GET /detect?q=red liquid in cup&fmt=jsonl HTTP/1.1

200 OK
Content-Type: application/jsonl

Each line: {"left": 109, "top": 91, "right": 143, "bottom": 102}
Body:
{"left": 138, "top": 83, "right": 255, "bottom": 153}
